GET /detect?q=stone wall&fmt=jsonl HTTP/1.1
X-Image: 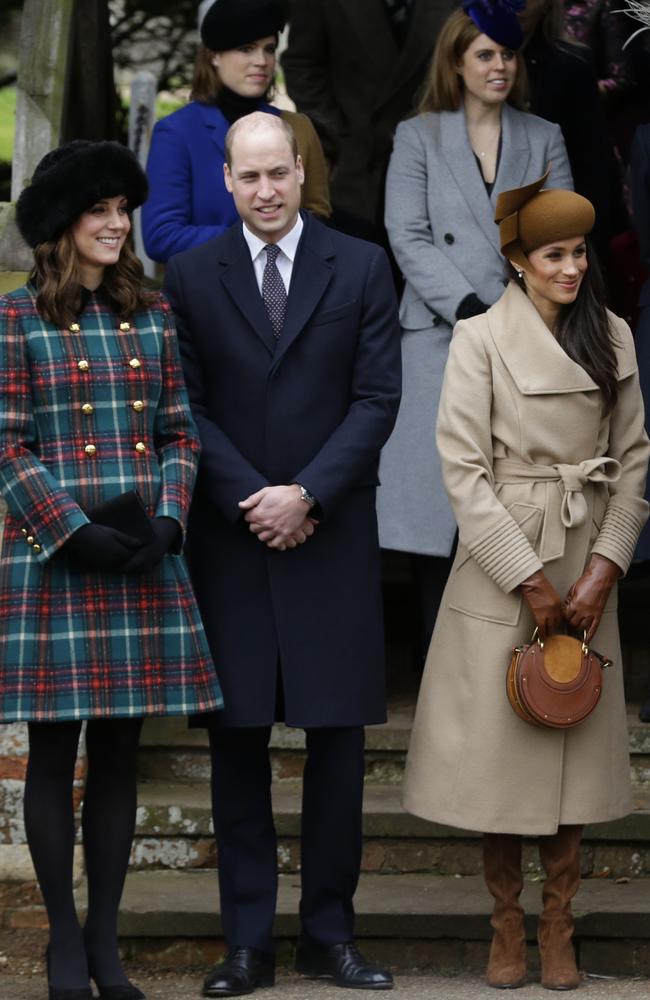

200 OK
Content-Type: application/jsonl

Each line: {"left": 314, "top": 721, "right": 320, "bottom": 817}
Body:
{"left": 0, "top": 724, "right": 86, "bottom": 886}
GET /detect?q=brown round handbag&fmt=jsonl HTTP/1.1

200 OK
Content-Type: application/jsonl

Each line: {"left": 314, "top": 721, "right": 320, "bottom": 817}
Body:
{"left": 506, "top": 630, "right": 612, "bottom": 729}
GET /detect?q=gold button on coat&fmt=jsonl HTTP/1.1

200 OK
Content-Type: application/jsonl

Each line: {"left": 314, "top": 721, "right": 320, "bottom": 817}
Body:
{"left": 21, "top": 528, "right": 27, "bottom": 537}
{"left": 33, "top": 544, "right": 42, "bottom": 554}
{"left": 81, "top": 403, "right": 94, "bottom": 415}
{"left": 69, "top": 323, "right": 80, "bottom": 332}
{"left": 132, "top": 400, "right": 144, "bottom": 412}
{"left": 26, "top": 536, "right": 34, "bottom": 545}
{"left": 78, "top": 360, "right": 90, "bottom": 371}
{"left": 84, "top": 444, "right": 97, "bottom": 456}
{"left": 135, "top": 442, "right": 146, "bottom": 454}
{"left": 120, "top": 321, "right": 131, "bottom": 332}
{"left": 129, "top": 358, "right": 141, "bottom": 369}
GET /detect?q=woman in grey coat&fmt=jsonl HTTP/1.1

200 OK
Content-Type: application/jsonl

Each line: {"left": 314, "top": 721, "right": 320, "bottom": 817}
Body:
{"left": 377, "top": 0, "right": 572, "bottom": 656}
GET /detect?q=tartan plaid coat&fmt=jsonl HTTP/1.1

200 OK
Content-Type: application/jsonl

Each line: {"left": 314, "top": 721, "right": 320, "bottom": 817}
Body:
{"left": 0, "top": 284, "right": 223, "bottom": 722}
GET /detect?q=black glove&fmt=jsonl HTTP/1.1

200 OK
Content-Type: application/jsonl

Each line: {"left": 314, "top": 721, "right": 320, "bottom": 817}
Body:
{"left": 65, "top": 523, "right": 141, "bottom": 572}
{"left": 456, "top": 293, "right": 489, "bottom": 321}
{"left": 122, "top": 516, "right": 181, "bottom": 575}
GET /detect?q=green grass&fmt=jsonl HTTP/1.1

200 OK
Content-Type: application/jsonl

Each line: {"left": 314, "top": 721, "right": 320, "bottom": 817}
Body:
{"left": 156, "top": 95, "right": 184, "bottom": 120}
{"left": 0, "top": 87, "right": 16, "bottom": 162}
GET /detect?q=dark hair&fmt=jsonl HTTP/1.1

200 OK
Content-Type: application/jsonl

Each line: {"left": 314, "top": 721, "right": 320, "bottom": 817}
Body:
{"left": 190, "top": 42, "right": 276, "bottom": 104}
{"left": 507, "top": 243, "right": 619, "bottom": 413}
{"left": 418, "top": 9, "right": 528, "bottom": 113}
{"left": 31, "top": 229, "right": 155, "bottom": 329}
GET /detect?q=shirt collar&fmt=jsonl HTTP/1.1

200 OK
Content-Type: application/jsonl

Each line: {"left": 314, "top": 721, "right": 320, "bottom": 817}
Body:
{"left": 242, "top": 213, "right": 304, "bottom": 264}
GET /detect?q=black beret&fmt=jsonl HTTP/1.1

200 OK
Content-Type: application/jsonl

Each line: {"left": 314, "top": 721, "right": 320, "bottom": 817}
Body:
{"left": 15, "top": 140, "right": 148, "bottom": 249}
{"left": 201, "top": 0, "right": 286, "bottom": 51}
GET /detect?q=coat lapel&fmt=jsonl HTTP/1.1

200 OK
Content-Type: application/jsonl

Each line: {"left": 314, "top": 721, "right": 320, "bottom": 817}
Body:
{"left": 197, "top": 101, "right": 281, "bottom": 160}
{"left": 488, "top": 282, "right": 599, "bottom": 394}
{"left": 337, "top": 0, "right": 398, "bottom": 74}
{"left": 494, "top": 104, "right": 531, "bottom": 202}
{"left": 196, "top": 102, "right": 230, "bottom": 160}
{"left": 270, "top": 214, "right": 335, "bottom": 372}
{"left": 218, "top": 225, "right": 277, "bottom": 355}
{"left": 440, "top": 109, "right": 501, "bottom": 254}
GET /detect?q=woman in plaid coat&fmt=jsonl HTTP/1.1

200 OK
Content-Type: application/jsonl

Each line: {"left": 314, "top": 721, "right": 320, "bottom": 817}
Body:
{"left": 3, "top": 141, "right": 223, "bottom": 1000}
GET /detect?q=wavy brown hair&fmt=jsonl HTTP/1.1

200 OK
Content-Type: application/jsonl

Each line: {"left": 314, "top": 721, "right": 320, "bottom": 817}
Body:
{"left": 31, "top": 229, "right": 155, "bottom": 328}
{"left": 190, "top": 43, "right": 276, "bottom": 104}
{"left": 418, "top": 9, "right": 528, "bottom": 113}
{"left": 507, "top": 243, "right": 619, "bottom": 413}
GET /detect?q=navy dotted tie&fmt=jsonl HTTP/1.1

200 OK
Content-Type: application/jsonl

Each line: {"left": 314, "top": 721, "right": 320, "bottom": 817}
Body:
{"left": 262, "top": 244, "right": 287, "bottom": 338}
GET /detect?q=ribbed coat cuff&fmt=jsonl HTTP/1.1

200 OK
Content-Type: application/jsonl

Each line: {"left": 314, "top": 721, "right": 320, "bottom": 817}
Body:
{"left": 467, "top": 516, "right": 543, "bottom": 593}
{"left": 590, "top": 498, "right": 649, "bottom": 575}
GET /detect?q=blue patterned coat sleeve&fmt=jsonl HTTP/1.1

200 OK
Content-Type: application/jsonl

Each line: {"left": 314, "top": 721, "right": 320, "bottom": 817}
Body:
{"left": 0, "top": 295, "right": 89, "bottom": 563}
{"left": 151, "top": 302, "right": 201, "bottom": 541}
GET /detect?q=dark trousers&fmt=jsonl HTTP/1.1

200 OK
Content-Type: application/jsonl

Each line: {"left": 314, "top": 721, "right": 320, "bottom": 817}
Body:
{"left": 208, "top": 725, "right": 365, "bottom": 954}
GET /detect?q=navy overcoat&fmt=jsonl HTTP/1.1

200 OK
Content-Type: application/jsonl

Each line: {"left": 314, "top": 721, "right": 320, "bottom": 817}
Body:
{"left": 164, "top": 213, "right": 401, "bottom": 727}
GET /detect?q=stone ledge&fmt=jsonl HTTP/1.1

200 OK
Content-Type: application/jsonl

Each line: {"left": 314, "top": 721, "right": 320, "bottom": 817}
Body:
{"left": 139, "top": 710, "right": 650, "bottom": 755}
{"left": 135, "top": 781, "right": 650, "bottom": 843}
{"left": 74, "top": 870, "right": 650, "bottom": 942}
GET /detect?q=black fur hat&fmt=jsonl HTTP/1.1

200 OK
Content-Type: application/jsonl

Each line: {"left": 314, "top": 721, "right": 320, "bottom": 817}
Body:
{"left": 200, "top": 0, "right": 286, "bottom": 51}
{"left": 15, "top": 140, "right": 149, "bottom": 249}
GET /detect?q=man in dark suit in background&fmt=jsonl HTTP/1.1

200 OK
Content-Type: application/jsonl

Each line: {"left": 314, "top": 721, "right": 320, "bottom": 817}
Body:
{"left": 282, "top": 0, "right": 456, "bottom": 239}
{"left": 164, "top": 112, "right": 401, "bottom": 997}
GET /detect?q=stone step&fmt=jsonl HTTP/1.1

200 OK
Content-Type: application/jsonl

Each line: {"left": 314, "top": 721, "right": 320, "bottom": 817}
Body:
{"left": 71, "top": 870, "right": 650, "bottom": 974}
{"left": 137, "top": 710, "right": 414, "bottom": 785}
{"left": 137, "top": 710, "right": 650, "bottom": 788}
{"left": 131, "top": 780, "right": 650, "bottom": 878}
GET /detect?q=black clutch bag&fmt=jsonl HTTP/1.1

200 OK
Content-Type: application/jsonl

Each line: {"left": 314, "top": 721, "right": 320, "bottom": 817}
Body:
{"left": 86, "top": 490, "right": 156, "bottom": 545}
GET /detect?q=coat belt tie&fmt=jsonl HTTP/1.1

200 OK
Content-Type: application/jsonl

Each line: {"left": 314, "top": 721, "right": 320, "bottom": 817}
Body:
{"left": 492, "top": 457, "right": 621, "bottom": 561}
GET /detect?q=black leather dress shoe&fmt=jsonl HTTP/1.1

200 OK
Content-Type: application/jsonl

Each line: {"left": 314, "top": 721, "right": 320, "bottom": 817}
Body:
{"left": 295, "top": 939, "right": 393, "bottom": 989}
{"left": 202, "top": 946, "right": 275, "bottom": 997}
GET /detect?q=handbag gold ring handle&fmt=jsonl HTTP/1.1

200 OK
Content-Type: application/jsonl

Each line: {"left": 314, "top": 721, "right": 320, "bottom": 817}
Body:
{"left": 529, "top": 627, "right": 589, "bottom": 655}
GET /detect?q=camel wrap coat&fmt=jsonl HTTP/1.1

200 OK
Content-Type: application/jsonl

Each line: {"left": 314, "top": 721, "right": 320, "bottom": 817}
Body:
{"left": 403, "top": 282, "right": 650, "bottom": 835}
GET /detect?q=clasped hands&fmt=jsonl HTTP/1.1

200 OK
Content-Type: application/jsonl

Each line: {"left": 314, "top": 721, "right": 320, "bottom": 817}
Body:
{"left": 521, "top": 554, "right": 621, "bottom": 642}
{"left": 239, "top": 485, "right": 318, "bottom": 551}
{"left": 65, "top": 517, "right": 180, "bottom": 574}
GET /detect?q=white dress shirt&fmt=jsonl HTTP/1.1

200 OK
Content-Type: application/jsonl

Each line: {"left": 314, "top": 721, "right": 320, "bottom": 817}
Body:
{"left": 242, "top": 214, "right": 304, "bottom": 295}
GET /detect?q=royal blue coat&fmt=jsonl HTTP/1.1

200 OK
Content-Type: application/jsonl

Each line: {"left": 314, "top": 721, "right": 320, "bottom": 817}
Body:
{"left": 164, "top": 213, "right": 402, "bottom": 727}
{"left": 143, "top": 100, "right": 281, "bottom": 264}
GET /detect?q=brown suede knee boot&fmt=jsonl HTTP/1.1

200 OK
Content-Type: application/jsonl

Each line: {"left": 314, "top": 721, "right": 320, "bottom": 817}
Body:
{"left": 483, "top": 833, "right": 527, "bottom": 989}
{"left": 537, "top": 825, "right": 583, "bottom": 990}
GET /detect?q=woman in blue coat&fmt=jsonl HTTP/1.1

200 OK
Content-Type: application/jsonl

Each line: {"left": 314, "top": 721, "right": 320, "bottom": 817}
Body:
{"left": 142, "top": 0, "right": 330, "bottom": 263}
{"left": 5, "top": 141, "right": 222, "bottom": 1000}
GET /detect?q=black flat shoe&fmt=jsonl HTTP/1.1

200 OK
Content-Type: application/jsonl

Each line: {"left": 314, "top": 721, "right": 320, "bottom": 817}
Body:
{"left": 92, "top": 983, "right": 146, "bottom": 999}
{"left": 295, "top": 938, "right": 393, "bottom": 990}
{"left": 202, "top": 945, "right": 275, "bottom": 997}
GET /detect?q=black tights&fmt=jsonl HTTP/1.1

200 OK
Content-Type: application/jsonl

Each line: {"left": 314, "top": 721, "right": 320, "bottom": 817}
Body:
{"left": 24, "top": 717, "right": 143, "bottom": 990}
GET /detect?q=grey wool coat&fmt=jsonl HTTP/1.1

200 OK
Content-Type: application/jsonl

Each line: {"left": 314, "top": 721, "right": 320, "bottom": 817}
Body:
{"left": 403, "top": 282, "right": 650, "bottom": 835}
{"left": 377, "top": 104, "right": 573, "bottom": 556}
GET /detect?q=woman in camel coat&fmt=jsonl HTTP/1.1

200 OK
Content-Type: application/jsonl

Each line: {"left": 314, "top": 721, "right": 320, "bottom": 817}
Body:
{"left": 404, "top": 174, "right": 649, "bottom": 991}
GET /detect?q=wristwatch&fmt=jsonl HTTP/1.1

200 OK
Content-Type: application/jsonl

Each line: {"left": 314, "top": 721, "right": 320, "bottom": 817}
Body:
{"left": 297, "top": 484, "right": 317, "bottom": 508}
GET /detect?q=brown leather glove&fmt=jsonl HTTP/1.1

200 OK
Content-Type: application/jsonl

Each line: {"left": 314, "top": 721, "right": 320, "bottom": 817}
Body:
{"left": 520, "top": 570, "right": 564, "bottom": 639}
{"left": 563, "top": 554, "right": 621, "bottom": 642}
